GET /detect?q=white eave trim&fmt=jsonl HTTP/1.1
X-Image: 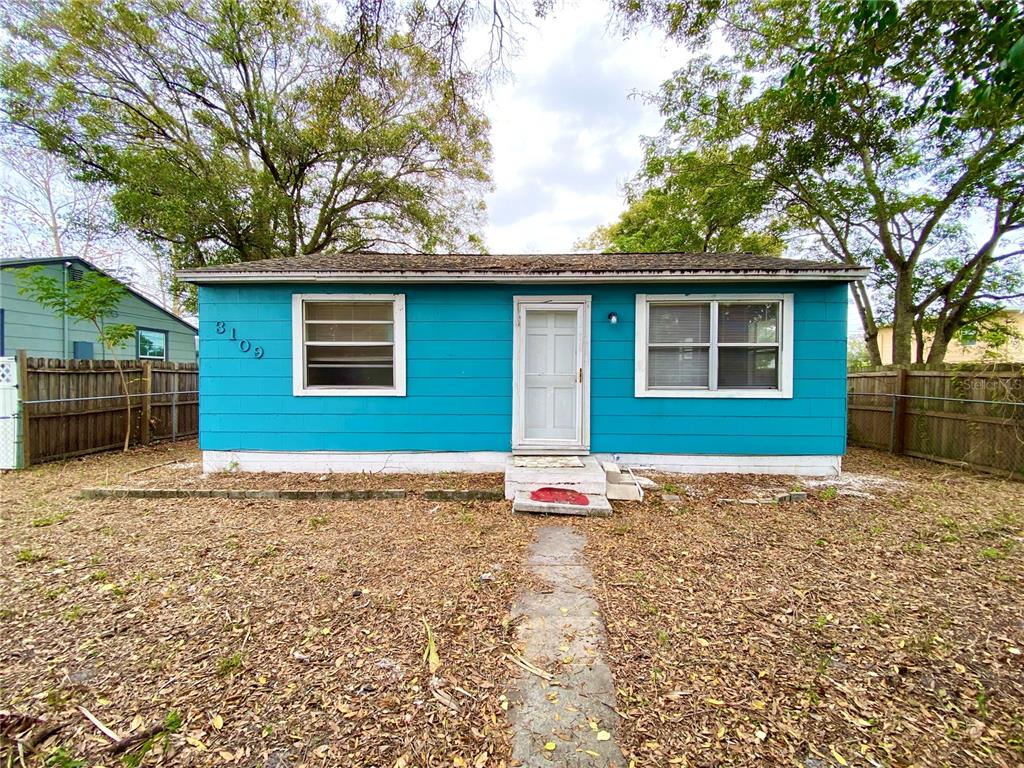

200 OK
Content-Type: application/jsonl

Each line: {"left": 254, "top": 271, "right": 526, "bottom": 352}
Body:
{"left": 178, "top": 268, "right": 869, "bottom": 284}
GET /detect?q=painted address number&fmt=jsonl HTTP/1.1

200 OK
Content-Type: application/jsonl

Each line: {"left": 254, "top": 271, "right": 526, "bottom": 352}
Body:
{"left": 215, "top": 321, "right": 264, "bottom": 359}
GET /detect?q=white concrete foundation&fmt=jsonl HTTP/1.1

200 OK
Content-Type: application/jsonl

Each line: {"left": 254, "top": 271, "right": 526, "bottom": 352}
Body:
{"left": 202, "top": 450, "right": 842, "bottom": 479}
{"left": 599, "top": 453, "right": 843, "bottom": 477}
{"left": 202, "top": 450, "right": 508, "bottom": 474}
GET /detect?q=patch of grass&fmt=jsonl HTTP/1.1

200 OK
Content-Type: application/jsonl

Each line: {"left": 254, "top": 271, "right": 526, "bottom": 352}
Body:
{"left": 46, "top": 687, "right": 66, "bottom": 711}
{"left": 819, "top": 487, "right": 838, "bottom": 501}
{"left": 656, "top": 629, "right": 671, "bottom": 648}
{"left": 612, "top": 523, "right": 633, "bottom": 536}
{"left": 865, "top": 612, "right": 884, "bottom": 626}
{"left": 16, "top": 548, "right": 45, "bottom": 564}
{"left": 976, "top": 688, "right": 990, "bottom": 719}
{"left": 43, "top": 747, "right": 85, "bottom": 768}
{"left": 980, "top": 543, "right": 1013, "bottom": 561}
{"left": 216, "top": 651, "right": 243, "bottom": 677}
{"left": 903, "top": 633, "right": 940, "bottom": 656}
{"left": 257, "top": 544, "right": 279, "bottom": 560}
{"left": 122, "top": 709, "right": 182, "bottom": 768}
{"left": 32, "top": 511, "right": 69, "bottom": 527}
{"left": 62, "top": 605, "right": 82, "bottom": 623}
{"left": 90, "top": 569, "right": 109, "bottom": 582}
{"left": 0, "top": 607, "right": 15, "bottom": 620}
{"left": 309, "top": 514, "right": 329, "bottom": 529}
{"left": 662, "top": 482, "right": 686, "bottom": 495}
{"left": 43, "top": 586, "right": 67, "bottom": 601}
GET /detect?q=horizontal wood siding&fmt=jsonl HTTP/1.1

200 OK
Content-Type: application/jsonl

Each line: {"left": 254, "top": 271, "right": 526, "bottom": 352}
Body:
{"left": 198, "top": 282, "right": 850, "bottom": 455}
{"left": 1, "top": 263, "right": 197, "bottom": 362}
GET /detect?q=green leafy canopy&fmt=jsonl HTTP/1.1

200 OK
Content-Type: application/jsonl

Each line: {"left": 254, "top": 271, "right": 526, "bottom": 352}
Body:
{"left": 0, "top": 0, "right": 492, "bottom": 281}
{"left": 15, "top": 266, "right": 135, "bottom": 351}
{"left": 611, "top": 0, "right": 1024, "bottom": 366}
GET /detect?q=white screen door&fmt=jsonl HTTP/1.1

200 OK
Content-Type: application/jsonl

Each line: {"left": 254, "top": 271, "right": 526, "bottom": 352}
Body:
{"left": 513, "top": 298, "right": 589, "bottom": 452}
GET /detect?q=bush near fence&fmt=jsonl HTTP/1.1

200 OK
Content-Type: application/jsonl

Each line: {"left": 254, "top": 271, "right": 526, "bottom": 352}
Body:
{"left": 848, "top": 368, "right": 1024, "bottom": 479}
{"left": 16, "top": 351, "right": 198, "bottom": 466}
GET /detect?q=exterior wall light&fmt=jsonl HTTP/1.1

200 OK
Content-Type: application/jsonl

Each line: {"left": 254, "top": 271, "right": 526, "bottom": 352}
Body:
{"left": 608, "top": 312, "right": 618, "bottom": 325}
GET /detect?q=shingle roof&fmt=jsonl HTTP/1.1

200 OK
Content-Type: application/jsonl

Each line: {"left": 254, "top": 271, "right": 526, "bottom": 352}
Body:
{"left": 177, "top": 251, "right": 867, "bottom": 283}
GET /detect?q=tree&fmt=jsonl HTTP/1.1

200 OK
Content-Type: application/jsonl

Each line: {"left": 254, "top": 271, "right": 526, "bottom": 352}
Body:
{"left": 0, "top": 0, "right": 492, "bottom": 286}
{"left": 16, "top": 267, "right": 137, "bottom": 452}
{"left": 0, "top": 142, "right": 182, "bottom": 311}
{"left": 611, "top": 0, "right": 1024, "bottom": 367}
{"left": 576, "top": 147, "right": 787, "bottom": 254}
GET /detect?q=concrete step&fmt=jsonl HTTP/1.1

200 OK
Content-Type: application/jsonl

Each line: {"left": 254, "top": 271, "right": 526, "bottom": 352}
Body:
{"left": 512, "top": 490, "right": 613, "bottom": 517}
{"left": 504, "top": 455, "right": 607, "bottom": 500}
{"left": 606, "top": 481, "right": 642, "bottom": 501}
{"left": 601, "top": 460, "right": 625, "bottom": 484}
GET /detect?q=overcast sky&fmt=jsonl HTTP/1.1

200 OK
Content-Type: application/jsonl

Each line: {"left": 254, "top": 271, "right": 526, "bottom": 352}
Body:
{"left": 477, "top": 5, "right": 687, "bottom": 253}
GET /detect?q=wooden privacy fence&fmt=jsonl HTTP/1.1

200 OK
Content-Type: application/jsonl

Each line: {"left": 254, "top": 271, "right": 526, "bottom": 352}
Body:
{"left": 848, "top": 369, "right": 1024, "bottom": 479}
{"left": 7, "top": 351, "right": 198, "bottom": 467}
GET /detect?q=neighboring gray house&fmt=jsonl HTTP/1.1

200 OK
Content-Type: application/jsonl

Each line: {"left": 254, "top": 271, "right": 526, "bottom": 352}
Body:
{"left": 0, "top": 257, "right": 197, "bottom": 362}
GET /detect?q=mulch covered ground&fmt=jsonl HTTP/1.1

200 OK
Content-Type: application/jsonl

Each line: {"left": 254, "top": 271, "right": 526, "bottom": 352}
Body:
{"left": 1, "top": 442, "right": 538, "bottom": 767}
{"left": 2, "top": 442, "right": 1022, "bottom": 767}
{"left": 585, "top": 451, "right": 1024, "bottom": 767}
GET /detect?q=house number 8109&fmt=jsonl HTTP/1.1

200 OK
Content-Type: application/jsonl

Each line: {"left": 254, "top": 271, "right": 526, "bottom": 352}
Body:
{"left": 215, "top": 321, "right": 264, "bottom": 359}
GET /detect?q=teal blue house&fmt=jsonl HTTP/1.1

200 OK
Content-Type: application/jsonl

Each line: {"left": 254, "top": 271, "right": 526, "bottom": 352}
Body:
{"left": 179, "top": 252, "right": 866, "bottom": 477}
{"left": 1, "top": 257, "right": 197, "bottom": 362}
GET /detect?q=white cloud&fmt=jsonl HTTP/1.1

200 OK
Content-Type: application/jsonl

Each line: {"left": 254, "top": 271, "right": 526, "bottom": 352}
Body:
{"left": 477, "top": 5, "right": 686, "bottom": 252}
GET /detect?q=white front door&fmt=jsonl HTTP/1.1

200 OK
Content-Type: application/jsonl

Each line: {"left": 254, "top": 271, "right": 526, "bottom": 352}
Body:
{"left": 513, "top": 298, "right": 590, "bottom": 452}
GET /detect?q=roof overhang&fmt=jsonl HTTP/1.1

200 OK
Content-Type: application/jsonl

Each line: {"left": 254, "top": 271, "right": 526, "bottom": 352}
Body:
{"left": 178, "top": 268, "right": 869, "bottom": 284}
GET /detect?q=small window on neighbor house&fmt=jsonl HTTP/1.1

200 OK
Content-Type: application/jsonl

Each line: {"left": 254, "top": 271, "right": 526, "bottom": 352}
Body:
{"left": 636, "top": 294, "right": 793, "bottom": 398}
{"left": 137, "top": 329, "right": 167, "bottom": 360}
{"left": 293, "top": 294, "right": 406, "bottom": 396}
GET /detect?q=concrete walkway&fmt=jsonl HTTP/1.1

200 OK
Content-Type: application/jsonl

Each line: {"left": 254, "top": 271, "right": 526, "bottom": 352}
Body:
{"left": 508, "top": 526, "right": 623, "bottom": 767}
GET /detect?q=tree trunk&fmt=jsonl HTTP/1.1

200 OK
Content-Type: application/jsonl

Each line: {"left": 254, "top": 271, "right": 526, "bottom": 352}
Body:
{"left": 114, "top": 357, "right": 132, "bottom": 452}
{"left": 92, "top": 320, "right": 133, "bottom": 451}
{"left": 913, "top": 321, "right": 926, "bottom": 365}
{"left": 890, "top": 268, "right": 915, "bottom": 366}
{"left": 851, "top": 282, "right": 883, "bottom": 366}
{"left": 925, "top": 321, "right": 956, "bottom": 367}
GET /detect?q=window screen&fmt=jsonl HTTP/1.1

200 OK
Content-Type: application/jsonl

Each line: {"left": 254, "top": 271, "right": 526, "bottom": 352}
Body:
{"left": 646, "top": 303, "right": 710, "bottom": 388}
{"left": 644, "top": 299, "right": 782, "bottom": 391}
{"left": 302, "top": 300, "right": 395, "bottom": 388}
{"left": 717, "top": 303, "right": 779, "bottom": 389}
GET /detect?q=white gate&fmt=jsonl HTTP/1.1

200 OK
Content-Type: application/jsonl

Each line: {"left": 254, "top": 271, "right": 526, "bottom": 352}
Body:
{"left": 0, "top": 356, "right": 20, "bottom": 469}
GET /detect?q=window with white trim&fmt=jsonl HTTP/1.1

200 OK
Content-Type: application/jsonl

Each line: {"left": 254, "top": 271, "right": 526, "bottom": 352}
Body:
{"left": 292, "top": 294, "right": 406, "bottom": 396}
{"left": 137, "top": 328, "right": 168, "bottom": 360}
{"left": 635, "top": 294, "right": 793, "bottom": 398}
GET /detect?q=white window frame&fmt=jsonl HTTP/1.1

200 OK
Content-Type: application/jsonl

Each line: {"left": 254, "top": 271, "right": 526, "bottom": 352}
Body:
{"left": 137, "top": 328, "right": 168, "bottom": 361}
{"left": 292, "top": 293, "right": 406, "bottom": 397}
{"left": 635, "top": 293, "right": 794, "bottom": 399}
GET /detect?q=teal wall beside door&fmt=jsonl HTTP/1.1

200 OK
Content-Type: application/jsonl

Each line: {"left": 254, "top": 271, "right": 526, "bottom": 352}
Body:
{"left": 197, "top": 281, "right": 849, "bottom": 456}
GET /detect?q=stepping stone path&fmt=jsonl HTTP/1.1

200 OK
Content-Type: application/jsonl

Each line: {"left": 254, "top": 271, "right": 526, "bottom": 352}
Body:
{"left": 508, "top": 525, "right": 623, "bottom": 766}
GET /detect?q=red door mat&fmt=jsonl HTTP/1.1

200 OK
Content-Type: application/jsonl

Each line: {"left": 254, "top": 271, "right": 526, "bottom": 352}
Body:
{"left": 530, "top": 487, "right": 589, "bottom": 505}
